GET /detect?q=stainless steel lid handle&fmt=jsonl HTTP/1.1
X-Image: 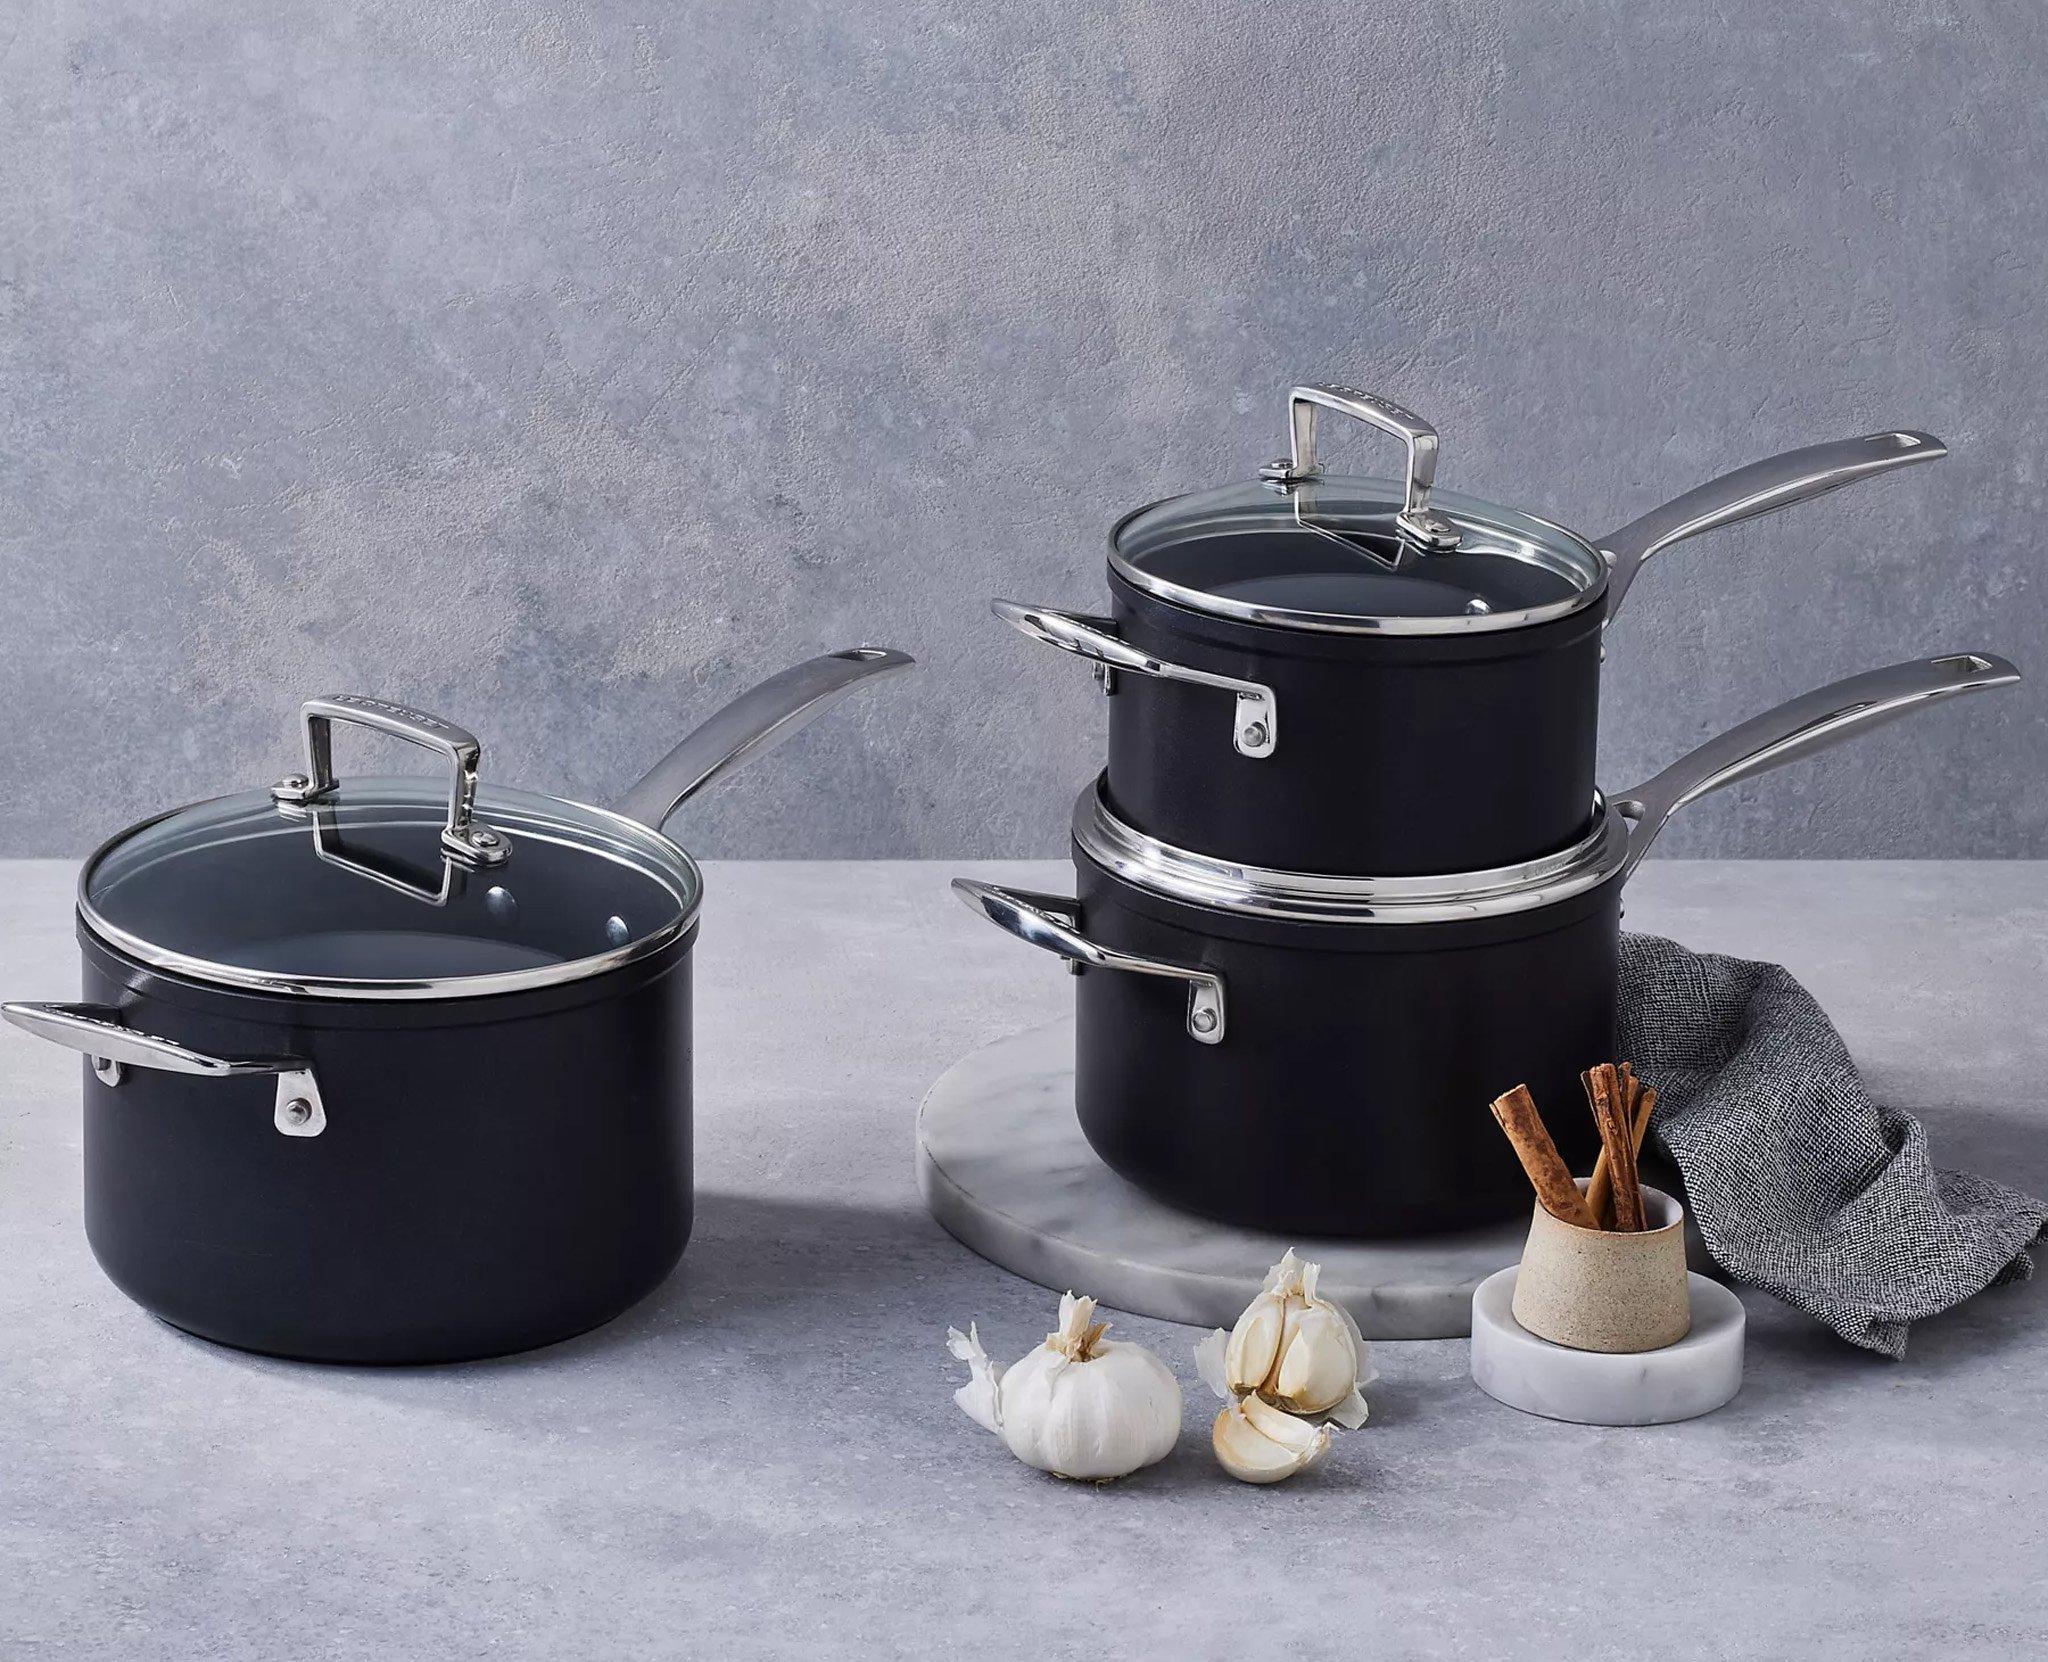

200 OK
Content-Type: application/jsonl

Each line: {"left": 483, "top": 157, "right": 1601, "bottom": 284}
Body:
{"left": 270, "top": 694, "right": 508, "bottom": 867}
{"left": 3, "top": 1002, "right": 329, "bottom": 1137}
{"left": 1598, "top": 430, "right": 1948, "bottom": 620}
{"left": 991, "top": 600, "right": 1277, "bottom": 759}
{"left": 1260, "top": 384, "right": 1462, "bottom": 550}
{"left": 616, "top": 647, "right": 916, "bottom": 832}
{"left": 951, "top": 879, "right": 1226, "bottom": 1044}
{"left": 1612, "top": 651, "right": 2021, "bottom": 880}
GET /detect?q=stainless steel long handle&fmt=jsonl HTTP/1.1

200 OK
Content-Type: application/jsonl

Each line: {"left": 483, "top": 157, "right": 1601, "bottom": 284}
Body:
{"left": 3, "top": 1002, "right": 328, "bottom": 1136}
{"left": 1613, "top": 651, "right": 2020, "bottom": 880}
{"left": 990, "top": 600, "right": 1277, "bottom": 758}
{"left": 616, "top": 647, "right": 916, "bottom": 832}
{"left": 951, "top": 879, "right": 1226, "bottom": 1044}
{"left": 271, "top": 693, "right": 508, "bottom": 867}
{"left": 1599, "top": 430, "right": 1947, "bottom": 619}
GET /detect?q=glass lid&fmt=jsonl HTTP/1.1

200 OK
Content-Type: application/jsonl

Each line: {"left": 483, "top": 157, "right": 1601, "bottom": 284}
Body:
{"left": 79, "top": 697, "right": 700, "bottom": 999}
{"left": 1108, "top": 384, "right": 1608, "bottom": 635}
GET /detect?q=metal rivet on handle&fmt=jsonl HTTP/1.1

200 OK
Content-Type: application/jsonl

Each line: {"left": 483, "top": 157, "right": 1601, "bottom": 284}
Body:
{"left": 281, "top": 1098, "right": 312, "bottom": 1126}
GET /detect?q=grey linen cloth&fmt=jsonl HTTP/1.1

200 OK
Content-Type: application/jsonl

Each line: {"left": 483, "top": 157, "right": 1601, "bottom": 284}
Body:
{"left": 1616, "top": 932, "right": 2048, "bottom": 1358}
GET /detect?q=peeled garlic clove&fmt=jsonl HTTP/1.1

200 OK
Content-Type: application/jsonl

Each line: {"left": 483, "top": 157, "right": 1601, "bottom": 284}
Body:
{"left": 1212, "top": 1396, "right": 1328, "bottom": 1485}
{"left": 1272, "top": 1300, "right": 1360, "bottom": 1415}
{"left": 1223, "top": 1294, "right": 1285, "bottom": 1394}
{"left": 1212, "top": 1403, "right": 1295, "bottom": 1483}
{"left": 1240, "top": 1391, "right": 1331, "bottom": 1469}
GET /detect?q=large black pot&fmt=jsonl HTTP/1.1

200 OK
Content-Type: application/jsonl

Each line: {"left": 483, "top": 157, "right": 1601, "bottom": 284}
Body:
{"left": 957, "top": 652, "right": 2016, "bottom": 1237}
{"left": 998, "top": 384, "right": 1948, "bottom": 875}
{"left": 7, "top": 649, "right": 913, "bottom": 1363}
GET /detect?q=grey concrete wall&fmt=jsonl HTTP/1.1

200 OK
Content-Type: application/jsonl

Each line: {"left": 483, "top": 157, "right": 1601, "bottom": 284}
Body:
{"left": 3, "top": 0, "right": 2042, "bottom": 860}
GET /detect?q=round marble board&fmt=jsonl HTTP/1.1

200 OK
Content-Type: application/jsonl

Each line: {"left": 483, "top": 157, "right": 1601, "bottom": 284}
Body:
{"left": 1470, "top": 1267, "right": 1745, "bottom": 1425}
{"left": 916, "top": 1018, "right": 1532, "bottom": 1338}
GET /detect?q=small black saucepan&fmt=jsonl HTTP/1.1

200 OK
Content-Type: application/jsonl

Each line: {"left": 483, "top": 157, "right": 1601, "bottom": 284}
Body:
{"left": 956, "top": 651, "right": 2017, "bottom": 1237}
{"left": 997, "top": 382, "right": 1948, "bottom": 875}
{"left": 6, "top": 647, "right": 912, "bottom": 1363}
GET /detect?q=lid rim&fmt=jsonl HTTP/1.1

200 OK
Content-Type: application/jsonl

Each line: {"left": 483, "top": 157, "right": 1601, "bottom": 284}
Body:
{"left": 74, "top": 787, "right": 707, "bottom": 1002}
{"left": 1106, "top": 479, "right": 1611, "bottom": 637}
{"left": 72, "top": 903, "right": 699, "bottom": 1001}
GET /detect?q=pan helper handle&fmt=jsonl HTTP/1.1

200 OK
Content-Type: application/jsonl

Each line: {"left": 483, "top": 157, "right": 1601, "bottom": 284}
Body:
{"left": 616, "top": 647, "right": 915, "bottom": 832}
{"left": 1612, "top": 651, "right": 2020, "bottom": 879}
{"left": 991, "top": 600, "right": 1277, "bottom": 758}
{"left": 951, "top": 878, "right": 1226, "bottom": 1044}
{"left": 3, "top": 1002, "right": 328, "bottom": 1136}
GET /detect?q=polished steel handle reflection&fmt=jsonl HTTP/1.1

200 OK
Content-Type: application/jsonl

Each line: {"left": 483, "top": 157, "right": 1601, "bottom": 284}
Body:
{"left": 991, "top": 600, "right": 1277, "bottom": 759}
{"left": 3, "top": 1001, "right": 328, "bottom": 1136}
{"left": 1261, "top": 384, "right": 1462, "bottom": 550}
{"left": 271, "top": 693, "right": 508, "bottom": 867}
{"left": 304, "top": 803, "right": 459, "bottom": 907}
{"left": 950, "top": 879, "right": 1226, "bottom": 1044}
{"left": 616, "top": 647, "right": 916, "bottom": 832}
{"left": 1613, "top": 651, "right": 2020, "bottom": 879}
{"left": 1599, "top": 430, "right": 1947, "bottom": 619}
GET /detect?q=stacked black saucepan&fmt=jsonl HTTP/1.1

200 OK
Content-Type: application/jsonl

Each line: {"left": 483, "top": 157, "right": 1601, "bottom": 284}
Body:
{"left": 7, "top": 648, "right": 912, "bottom": 1362}
{"left": 957, "top": 383, "right": 2019, "bottom": 1237}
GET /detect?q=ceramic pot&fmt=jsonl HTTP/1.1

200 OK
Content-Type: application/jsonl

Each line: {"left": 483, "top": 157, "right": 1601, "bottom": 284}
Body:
{"left": 1511, "top": 1183, "right": 1691, "bottom": 1354}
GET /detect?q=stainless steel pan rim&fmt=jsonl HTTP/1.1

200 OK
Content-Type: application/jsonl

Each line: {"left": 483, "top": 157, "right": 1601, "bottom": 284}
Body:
{"left": 1074, "top": 778, "right": 1627, "bottom": 924}
{"left": 74, "top": 791, "right": 705, "bottom": 1001}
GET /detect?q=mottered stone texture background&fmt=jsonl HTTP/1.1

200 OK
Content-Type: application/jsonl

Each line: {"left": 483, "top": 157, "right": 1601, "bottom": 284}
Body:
{"left": 3, "top": 0, "right": 2042, "bottom": 859}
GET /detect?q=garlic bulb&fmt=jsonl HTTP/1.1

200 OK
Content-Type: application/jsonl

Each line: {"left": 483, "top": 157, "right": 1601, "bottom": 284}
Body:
{"left": 1210, "top": 1388, "right": 1332, "bottom": 1485}
{"left": 946, "top": 1292, "right": 1181, "bottom": 1482}
{"left": 1216, "top": 1249, "right": 1373, "bottom": 1428}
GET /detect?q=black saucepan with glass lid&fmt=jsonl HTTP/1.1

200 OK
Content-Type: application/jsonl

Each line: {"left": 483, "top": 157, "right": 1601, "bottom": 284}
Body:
{"left": 996, "top": 383, "right": 1948, "bottom": 875}
{"left": 5, "top": 647, "right": 912, "bottom": 1363}
{"left": 956, "top": 651, "right": 2016, "bottom": 1237}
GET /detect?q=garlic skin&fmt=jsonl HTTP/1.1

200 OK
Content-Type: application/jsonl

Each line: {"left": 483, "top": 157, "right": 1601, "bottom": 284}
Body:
{"left": 1211, "top": 1390, "right": 1332, "bottom": 1485}
{"left": 946, "top": 1293, "right": 1180, "bottom": 1482}
{"left": 1219, "top": 1250, "right": 1374, "bottom": 1428}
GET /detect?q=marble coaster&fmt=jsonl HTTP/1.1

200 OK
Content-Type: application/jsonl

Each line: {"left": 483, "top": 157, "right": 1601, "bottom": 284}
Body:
{"left": 917, "top": 1018, "right": 1529, "bottom": 1337}
{"left": 1470, "top": 1267, "right": 1745, "bottom": 1425}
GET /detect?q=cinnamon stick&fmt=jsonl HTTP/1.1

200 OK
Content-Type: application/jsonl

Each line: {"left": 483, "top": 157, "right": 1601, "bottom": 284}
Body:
{"left": 1584, "top": 1063, "right": 1644, "bottom": 1231}
{"left": 1583, "top": 1065, "right": 1633, "bottom": 1227}
{"left": 1489, "top": 1084, "right": 1597, "bottom": 1228}
{"left": 1585, "top": 1069, "right": 1655, "bottom": 1227}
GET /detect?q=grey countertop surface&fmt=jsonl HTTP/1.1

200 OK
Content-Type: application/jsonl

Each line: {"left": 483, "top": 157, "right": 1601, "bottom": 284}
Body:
{"left": 5, "top": 857, "right": 2047, "bottom": 1660}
